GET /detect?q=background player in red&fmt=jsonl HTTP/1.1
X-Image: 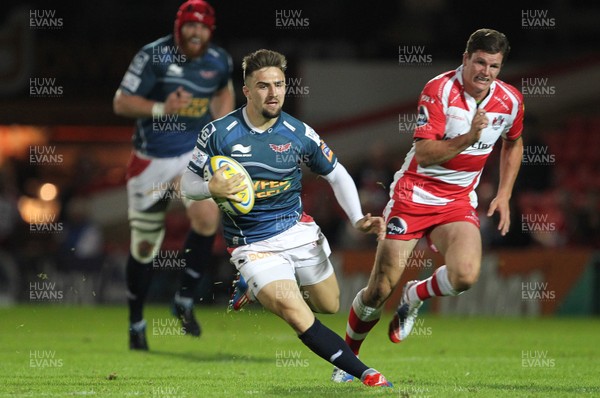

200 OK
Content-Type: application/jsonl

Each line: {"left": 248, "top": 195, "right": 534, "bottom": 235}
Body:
{"left": 333, "top": 28, "right": 524, "bottom": 382}
{"left": 113, "top": 0, "right": 234, "bottom": 350}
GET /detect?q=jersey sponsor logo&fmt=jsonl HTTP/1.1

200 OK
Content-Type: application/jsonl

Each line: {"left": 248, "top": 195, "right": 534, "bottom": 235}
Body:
{"left": 304, "top": 124, "right": 320, "bottom": 145}
{"left": 471, "top": 141, "right": 493, "bottom": 150}
{"left": 253, "top": 179, "right": 292, "bottom": 199}
{"left": 129, "top": 52, "right": 150, "bottom": 75}
{"left": 198, "top": 123, "right": 216, "bottom": 148}
{"left": 199, "top": 69, "right": 218, "bottom": 79}
{"left": 449, "top": 88, "right": 461, "bottom": 105}
{"left": 269, "top": 142, "right": 292, "bottom": 153}
{"left": 178, "top": 97, "right": 209, "bottom": 118}
{"left": 319, "top": 140, "right": 334, "bottom": 162}
{"left": 416, "top": 105, "right": 429, "bottom": 127}
{"left": 121, "top": 71, "right": 142, "bottom": 93}
{"left": 231, "top": 144, "right": 252, "bottom": 157}
{"left": 447, "top": 113, "right": 466, "bottom": 121}
{"left": 248, "top": 252, "right": 274, "bottom": 262}
{"left": 420, "top": 94, "right": 435, "bottom": 104}
{"left": 496, "top": 95, "right": 510, "bottom": 112}
{"left": 166, "top": 64, "right": 184, "bottom": 77}
{"left": 386, "top": 217, "right": 407, "bottom": 235}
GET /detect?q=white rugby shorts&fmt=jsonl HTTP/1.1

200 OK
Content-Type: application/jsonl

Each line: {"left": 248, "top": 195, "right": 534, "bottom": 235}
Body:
{"left": 229, "top": 221, "right": 334, "bottom": 296}
{"left": 126, "top": 150, "right": 193, "bottom": 211}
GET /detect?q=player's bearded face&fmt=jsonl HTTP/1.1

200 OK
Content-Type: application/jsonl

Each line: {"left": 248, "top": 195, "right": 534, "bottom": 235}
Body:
{"left": 462, "top": 50, "right": 503, "bottom": 101}
{"left": 179, "top": 22, "right": 211, "bottom": 59}
{"left": 246, "top": 67, "right": 286, "bottom": 120}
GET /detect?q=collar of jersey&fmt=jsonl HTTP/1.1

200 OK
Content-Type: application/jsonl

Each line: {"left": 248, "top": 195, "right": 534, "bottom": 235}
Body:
{"left": 241, "top": 106, "right": 279, "bottom": 135}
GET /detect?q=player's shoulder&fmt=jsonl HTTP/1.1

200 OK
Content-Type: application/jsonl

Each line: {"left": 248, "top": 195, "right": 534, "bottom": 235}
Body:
{"left": 208, "top": 108, "right": 244, "bottom": 132}
{"left": 494, "top": 78, "right": 524, "bottom": 104}
{"left": 197, "top": 108, "right": 243, "bottom": 148}
{"left": 422, "top": 69, "right": 459, "bottom": 97}
{"left": 205, "top": 44, "right": 232, "bottom": 63}
{"left": 278, "top": 112, "right": 321, "bottom": 145}
{"left": 140, "top": 34, "right": 174, "bottom": 54}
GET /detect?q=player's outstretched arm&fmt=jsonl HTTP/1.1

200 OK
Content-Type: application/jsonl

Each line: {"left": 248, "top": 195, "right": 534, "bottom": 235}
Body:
{"left": 322, "top": 163, "right": 383, "bottom": 237}
{"left": 487, "top": 136, "right": 523, "bottom": 236}
{"left": 113, "top": 87, "right": 192, "bottom": 119}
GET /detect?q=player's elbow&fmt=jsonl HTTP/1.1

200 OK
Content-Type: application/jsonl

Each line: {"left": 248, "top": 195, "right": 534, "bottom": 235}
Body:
{"left": 112, "top": 90, "right": 128, "bottom": 116}
{"left": 414, "top": 152, "right": 434, "bottom": 168}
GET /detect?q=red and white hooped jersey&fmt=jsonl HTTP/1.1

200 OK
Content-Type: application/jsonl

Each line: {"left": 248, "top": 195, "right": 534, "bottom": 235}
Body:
{"left": 391, "top": 65, "right": 524, "bottom": 209}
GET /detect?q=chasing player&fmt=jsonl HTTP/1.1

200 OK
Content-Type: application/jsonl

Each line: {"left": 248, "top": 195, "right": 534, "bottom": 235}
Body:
{"left": 182, "top": 49, "right": 393, "bottom": 387}
{"left": 113, "top": 0, "right": 234, "bottom": 350}
{"left": 333, "top": 28, "right": 525, "bottom": 382}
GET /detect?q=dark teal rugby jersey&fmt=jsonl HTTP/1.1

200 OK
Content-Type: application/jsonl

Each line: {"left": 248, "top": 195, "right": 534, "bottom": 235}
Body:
{"left": 118, "top": 34, "right": 232, "bottom": 158}
{"left": 188, "top": 106, "right": 338, "bottom": 246}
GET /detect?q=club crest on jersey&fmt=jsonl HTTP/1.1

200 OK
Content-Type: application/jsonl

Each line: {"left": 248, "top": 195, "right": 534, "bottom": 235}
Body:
{"left": 269, "top": 143, "right": 292, "bottom": 153}
{"left": 416, "top": 105, "right": 429, "bottom": 127}
{"left": 199, "top": 69, "right": 218, "bottom": 79}
{"left": 319, "top": 140, "right": 334, "bottom": 162}
{"left": 386, "top": 217, "right": 407, "bottom": 235}
{"left": 492, "top": 115, "right": 505, "bottom": 130}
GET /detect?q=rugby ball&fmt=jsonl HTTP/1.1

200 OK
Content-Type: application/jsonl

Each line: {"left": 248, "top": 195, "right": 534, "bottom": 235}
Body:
{"left": 203, "top": 155, "right": 255, "bottom": 215}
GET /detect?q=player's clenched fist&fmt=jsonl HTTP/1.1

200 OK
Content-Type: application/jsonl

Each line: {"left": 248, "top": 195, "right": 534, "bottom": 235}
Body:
{"left": 355, "top": 213, "right": 386, "bottom": 240}
{"left": 165, "top": 86, "right": 193, "bottom": 114}
{"left": 469, "top": 109, "right": 488, "bottom": 143}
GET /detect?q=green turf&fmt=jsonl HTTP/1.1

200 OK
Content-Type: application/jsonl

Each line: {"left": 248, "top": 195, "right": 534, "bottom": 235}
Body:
{"left": 0, "top": 305, "right": 598, "bottom": 397}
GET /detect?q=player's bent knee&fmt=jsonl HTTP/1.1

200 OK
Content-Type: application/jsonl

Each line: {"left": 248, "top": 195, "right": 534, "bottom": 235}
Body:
{"left": 308, "top": 294, "right": 340, "bottom": 314}
{"left": 187, "top": 206, "right": 220, "bottom": 236}
{"left": 453, "top": 269, "right": 480, "bottom": 292}
{"left": 365, "top": 280, "right": 394, "bottom": 307}
{"left": 319, "top": 300, "right": 340, "bottom": 314}
{"left": 129, "top": 209, "right": 166, "bottom": 263}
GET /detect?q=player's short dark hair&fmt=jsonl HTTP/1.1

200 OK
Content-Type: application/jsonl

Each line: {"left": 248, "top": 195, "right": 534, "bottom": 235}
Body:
{"left": 242, "top": 49, "right": 287, "bottom": 82}
{"left": 465, "top": 29, "right": 511, "bottom": 62}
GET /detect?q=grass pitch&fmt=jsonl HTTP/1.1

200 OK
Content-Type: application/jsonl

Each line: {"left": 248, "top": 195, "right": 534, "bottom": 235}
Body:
{"left": 0, "top": 305, "right": 599, "bottom": 397}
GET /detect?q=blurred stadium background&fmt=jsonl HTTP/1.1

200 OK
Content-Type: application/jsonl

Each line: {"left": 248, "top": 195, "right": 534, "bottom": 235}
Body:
{"left": 0, "top": 0, "right": 599, "bottom": 318}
